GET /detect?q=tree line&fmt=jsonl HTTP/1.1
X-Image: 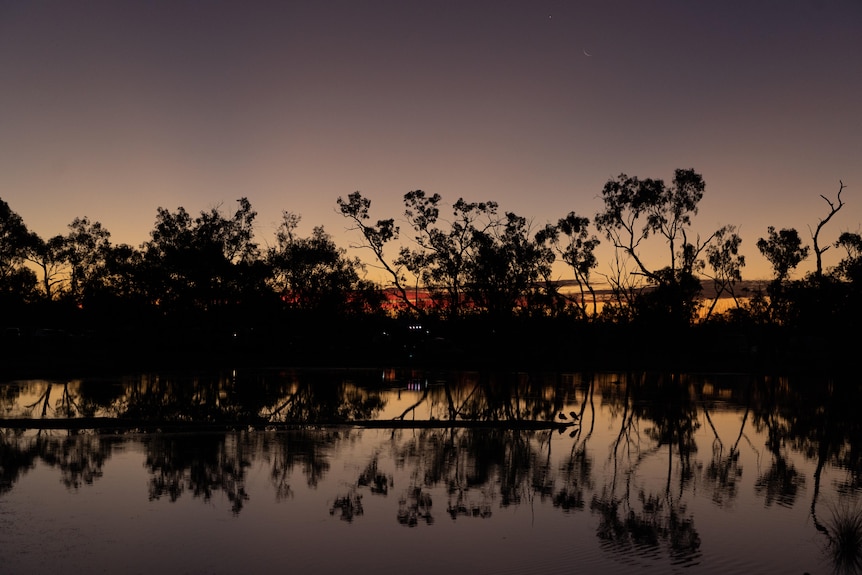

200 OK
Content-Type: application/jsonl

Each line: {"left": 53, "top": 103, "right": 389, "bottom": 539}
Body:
{"left": 1, "top": 169, "right": 859, "bottom": 340}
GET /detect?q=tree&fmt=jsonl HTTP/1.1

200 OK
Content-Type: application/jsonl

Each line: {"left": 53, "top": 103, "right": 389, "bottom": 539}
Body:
{"left": 594, "top": 169, "right": 714, "bottom": 324}
{"left": 757, "top": 227, "right": 809, "bottom": 284}
{"left": 0, "top": 266, "right": 37, "bottom": 305}
{"left": 60, "top": 216, "right": 112, "bottom": 304}
{"left": 397, "top": 192, "right": 500, "bottom": 318}
{"left": 467, "top": 211, "right": 555, "bottom": 318}
{"left": 267, "top": 212, "right": 379, "bottom": 313}
{"left": 595, "top": 169, "right": 705, "bottom": 282}
{"left": 756, "top": 226, "right": 809, "bottom": 323}
{"left": 539, "top": 213, "right": 600, "bottom": 318}
{"left": 337, "top": 191, "right": 420, "bottom": 315}
{"left": 89, "top": 243, "right": 147, "bottom": 308}
{"left": 810, "top": 181, "right": 845, "bottom": 280}
{"left": 0, "top": 197, "right": 31, "bottom": 291}
{"left": 703, "top": 225, "right": 745, "bottom": 319}
{"left": 834, "top": 232, "right": 862, "bottom": 283}
{"left": 24, "top": 232, "right": 66, "bottom": 300}
{"left": 141, "top": 205, "right": 194, "bottom": 308}
{"left": 141, "top": 198, "right": 266, "bottom": 314}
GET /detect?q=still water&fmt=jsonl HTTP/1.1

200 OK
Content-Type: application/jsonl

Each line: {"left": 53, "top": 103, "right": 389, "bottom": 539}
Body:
{"left": 1, "top": 369, "right": 860, "bottom": 574}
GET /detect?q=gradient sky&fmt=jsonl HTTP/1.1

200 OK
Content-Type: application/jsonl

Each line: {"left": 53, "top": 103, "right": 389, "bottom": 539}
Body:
{"left": 1, "top": 0, "right": 860, "bottom": 282}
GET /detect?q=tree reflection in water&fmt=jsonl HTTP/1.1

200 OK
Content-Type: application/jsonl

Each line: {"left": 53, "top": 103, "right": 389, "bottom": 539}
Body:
{"left": 397, "top": 487, "right": 434, "bottom": 527}
{"left": 554, "top": 374, "right": 596, "bottom": 512}
{"left": 41, "top": 432, "right": 118, "bottom": 489}
{"left": 331, "top": 490, "right": 364, "bottom": 522}
{"left": 0, "top": 428, "right": 40, "bottom": 495}
{"left": 146, "top": 433, "right": 251, "bottom": 514}
{"left": 590, "top": 373, "right": 703, "bottom": 567}
{"left": 266, "top": 370, "right": 386, "bottom": 423}
{"left": 4, "top": 369, "right": 862, "bottom": 572}
{"left": 701, "top": 395, "right": 748, "bottom": 508}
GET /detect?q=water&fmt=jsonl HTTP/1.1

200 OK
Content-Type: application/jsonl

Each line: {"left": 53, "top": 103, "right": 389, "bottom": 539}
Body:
{"left": 1, "top": 370, "right": 859, "bottom": 574}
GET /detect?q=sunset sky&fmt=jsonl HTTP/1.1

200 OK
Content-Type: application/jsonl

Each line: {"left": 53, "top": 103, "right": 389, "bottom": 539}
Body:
{"left": 1, "top": 0, "right": 859, "bottom": 283}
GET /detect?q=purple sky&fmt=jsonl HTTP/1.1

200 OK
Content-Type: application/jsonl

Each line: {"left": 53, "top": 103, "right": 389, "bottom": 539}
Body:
{"left": 1, "top": 0, "right": 860, "bottom": 282}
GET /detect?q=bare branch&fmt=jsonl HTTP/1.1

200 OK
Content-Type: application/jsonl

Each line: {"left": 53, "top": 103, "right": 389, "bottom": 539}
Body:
{"left": 812, "top": 180, "right": 846, "bottom": 279}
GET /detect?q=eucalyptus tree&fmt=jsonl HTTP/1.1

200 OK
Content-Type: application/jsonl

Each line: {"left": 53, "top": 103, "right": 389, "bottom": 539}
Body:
{"left": 703, "top": 225, "right": 745, "bottom": 320}
{"left": 757, "top": 227, "right": 809, "bottom": 284}
{"left": 594, "top": 169, "right": 717, "bottom": 324}
{"left": 337, "top": 191, "right": 420, "bottom": 315}
{"left": 60, "top": 216, "right": 112, "bottom": 303}
{"left": 397, "top": 191, "right": 500, "bottom": 318}
{"left": 756, "top": 226, "right": 809, "bottom": 323}
{"left": 142, "top": 197, "right": 266, "bottom": 314}
{"left": 467, "top": 211, "right": 556, "bottom": 318}
{"left": 0, "top": 197, "right": 32, "bottom": 294}
{"left": 142, "top": 204, "right": 194, "bottom": 308}
{"left": 90, "top": 243, "right": 147, "bottom": 307}
{"left": 539, "top": 213, "right": 600, "bottom": 318}
{"left": 834, "top": 232, "right": 862, "bottom": 283}
{"left": 24, "top": 232, "right": 66, "bottom": 300}
{"left": 267, "top": 211, "right": 379, "bottom": 314}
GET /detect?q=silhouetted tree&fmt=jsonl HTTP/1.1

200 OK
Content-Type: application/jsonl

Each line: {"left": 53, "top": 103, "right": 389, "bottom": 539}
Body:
{"left": 834, "top": 232, "right": 862, "bottom": 283}
{"left": 337, "top": 191, "right": 420, "bottom": 315}
{"left": 141, "top": 198, "right": 267, "bottom": 316}
{"left": 397, "top": 191, "right": 500, "bottom": 318}
{"left": 757, "top": 227, "right": 809, "bottom": 284}
{"left": 60, "top": 216, "right": 112, "bottom": 304}
{"left": 539, "top": 212, "right": 600, "bottom": 318}
{"left": 810, "top": 181, "right": 845, "bottom": 280}
{"left": 467, "top": 211, "right": 555, "bottom": 318}
{"left": 267, "top": 211, "right": 379, "bottom": 314}
{"left": 82, "top": 242, "right": 150, "bottom": 320}
{"left": 594, "top": 169, "right": 717, "bottom": 324}
{"left": 24, "top": 232, "right": 66, "bottom": 300}
{"left": 756, "top": 226, "right": 809, "bottom": 323}
{"left": 0, "top": 197, "right": 33, "bottom": 297}
{"left": 703, "top": 225, "right": 745, "bottom": 319}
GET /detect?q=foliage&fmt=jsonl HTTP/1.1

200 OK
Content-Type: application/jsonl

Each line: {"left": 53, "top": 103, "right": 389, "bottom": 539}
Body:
{"left": 62, "top": 217, "right": 112, "bottom": 303}
{"left": 703, "top": 225, "right": 745, "bottom": 319}
{"left": 24, "top": 232, "right": 66, "bottom": 300}
{"left": 267, "top": 212, "right": 380, "bottom": 314}
{"left": 539, "top": 213, "right": 600, "bottom": 318}
{"left": 140, "top": 198, "right": 268, "bottom": 314}
{"left": 337, "top": 191, "right": 417, "bottom": 315}
{"left": 0, "top": 169, "right": 858, "bottom": 360}
{"left": 834, "top": 232, "right": 862, "bottom": 283}
{"left": 466, "top": 211, "right": 556, "bottom": 318}
{"left": 0, "top": 197, "right": 31, "bottom": 293}
{"left": 757, "top": 226, "right": 809, "bottom": 284}
{"left": 397, "top": 191, "right": 499, "bottom": 318}
{"left": 756, "top": 227, "right": 810, "bottom": 323}
{"left": 594, "top": 169, "right": 717, "bottom": 325}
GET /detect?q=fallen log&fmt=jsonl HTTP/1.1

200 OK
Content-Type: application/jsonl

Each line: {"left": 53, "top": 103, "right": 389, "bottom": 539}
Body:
{"left": 0, "top": 417, "right": 576, "bottom": 432}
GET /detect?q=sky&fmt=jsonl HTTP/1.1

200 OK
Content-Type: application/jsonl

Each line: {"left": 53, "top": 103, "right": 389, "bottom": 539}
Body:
{"left": 1, "top": 0, "right": 860, "bottom": 283}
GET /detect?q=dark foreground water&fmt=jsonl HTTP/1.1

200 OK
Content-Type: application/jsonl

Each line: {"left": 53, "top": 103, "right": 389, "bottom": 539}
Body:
{"left": 1, "top": 370, "right": 860, "bottom": 574}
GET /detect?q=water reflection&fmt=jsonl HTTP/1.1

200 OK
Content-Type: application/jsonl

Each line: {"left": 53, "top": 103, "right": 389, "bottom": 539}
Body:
{"left": 2, "top": 370, "right": 862, "bottom": 573}
{"left": 146, "top": 433, "right": 251, "bottom": 514}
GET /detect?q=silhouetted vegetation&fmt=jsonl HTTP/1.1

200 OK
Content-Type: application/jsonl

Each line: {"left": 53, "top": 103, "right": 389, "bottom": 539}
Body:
{"left": 1, "top": 173, "right": 858, "bottom": 376}
{"left": 5, "top": 369, "right": 862, "bottom": 571}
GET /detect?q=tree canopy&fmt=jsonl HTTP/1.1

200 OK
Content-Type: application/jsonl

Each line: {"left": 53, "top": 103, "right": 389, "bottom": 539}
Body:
{"left": 0, "top": 172, "right": 856, "bottom": 345}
